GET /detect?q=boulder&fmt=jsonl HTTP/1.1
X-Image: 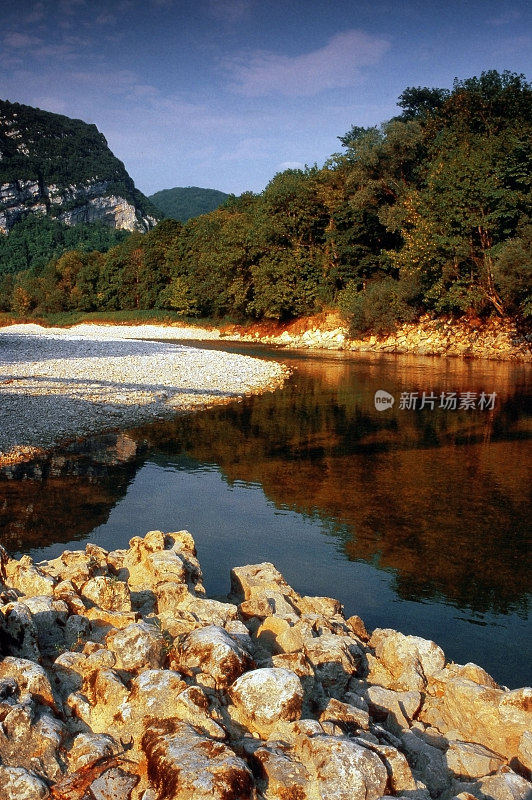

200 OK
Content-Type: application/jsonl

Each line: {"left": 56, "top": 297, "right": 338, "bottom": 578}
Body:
{"left": 296, "top": 734, "right": 388, "bottom": 800}
{"left": 81, "top": 576, "right": 132, "bottom": 613}
{"left": 420, "top": 674, "right": 531, "bottom": 760}
{"left": 142, "top": 719, "right": 253, "bottom": 800}
{"left": 0, "top": 603, "right": 40, "bottom": 660}
{"left": 369, "top": 628, "right": 446, "bottom": 691}
{"left": 445, "top": 740, "right": 506, "bottom": 779}
{"left": 229, "top": 667, "right": 303, "bottom": 736}
{"left": 0, "top": 766, "right": 50, "bottom": 799}
{"left": 105, "top": 621, "right": 166, "bottom": 672}
{"left": 474, "top": 771, "right": 532, "bottom": 800}
{"left": 172, "top": 625, "right": 252, "bottom": 688}
{"left": 0, "top": 657, "right": 56, "bottom": 709}
{"left": 119, "top": 668, "right": 187, "bottom": 725}
{"left": 68, "top": 732, "right": 121, "bottom": 770}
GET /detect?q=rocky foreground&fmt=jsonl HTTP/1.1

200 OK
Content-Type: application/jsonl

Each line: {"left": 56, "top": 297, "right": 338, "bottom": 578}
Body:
{"left": 0, "top": 532, "right": 529, "bottom": 800}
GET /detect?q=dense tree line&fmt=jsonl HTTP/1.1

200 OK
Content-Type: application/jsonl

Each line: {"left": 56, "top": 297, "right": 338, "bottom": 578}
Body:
{"left": 1, "top": 72, "right": 530, "bottom": 330}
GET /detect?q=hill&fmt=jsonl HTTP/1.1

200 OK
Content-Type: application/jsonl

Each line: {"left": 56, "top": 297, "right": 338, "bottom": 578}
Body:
{"left": 0, "top": 99, "right": 160, "bottom": 234}
{"left": 148, "top": 186, "right": 230, "bottom": 222}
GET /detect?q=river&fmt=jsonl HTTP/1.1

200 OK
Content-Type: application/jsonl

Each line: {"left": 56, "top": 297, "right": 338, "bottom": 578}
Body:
{"left": 1, "top": 341, "right": 530, "bottom": 687}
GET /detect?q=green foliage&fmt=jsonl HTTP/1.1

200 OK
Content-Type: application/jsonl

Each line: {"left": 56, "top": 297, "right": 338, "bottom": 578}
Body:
{"left": 148, "top": 186, "right": 230, "bottom": 222}
{"left": 1, "top": 71, "right": 530, "bottom": 329}
{"left": 339, "top": 277, "right": 418, "bottom": 336}
{"left": 0, "top": 214, "right": 129, "bottom": 276}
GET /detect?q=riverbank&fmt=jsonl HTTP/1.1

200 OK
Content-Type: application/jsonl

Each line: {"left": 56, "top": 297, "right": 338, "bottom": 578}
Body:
{"left": 220, "top": 312, "right": 532, "bottom": 361}
{"left": 0, "top": 324, "right": 287, "bottom": 465}
{"left": 2, "top": 310, "right": 530, "bottom": 361}
{"left": 0, "top": 529, "right": 529, "bottom": 799}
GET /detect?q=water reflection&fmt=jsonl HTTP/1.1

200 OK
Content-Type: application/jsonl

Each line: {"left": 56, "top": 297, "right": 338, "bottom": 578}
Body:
{"left": 0, "top": 347, "right": 530, "bottom": 686}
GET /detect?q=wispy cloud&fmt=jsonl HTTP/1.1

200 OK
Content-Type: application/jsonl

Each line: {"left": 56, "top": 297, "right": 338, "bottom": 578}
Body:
{"left": 4, "top": 32, "right": 42, "bottom": 48}
{"left": 224, "top": 29, "right": 390, "bottom": 97}
{"left": 208, "top": 0, "right": 253, "bottom": 23}
{"left": 278, "top": 161, "right": 305, "bottom": 170}
{"left": 486, "top": 9, "right": 521, "bottom": 25}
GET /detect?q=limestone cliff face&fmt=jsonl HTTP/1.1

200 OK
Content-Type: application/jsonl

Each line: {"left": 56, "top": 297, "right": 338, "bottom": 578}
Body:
{"left": 0, "top": 100, "right": 160, "bottom": 233}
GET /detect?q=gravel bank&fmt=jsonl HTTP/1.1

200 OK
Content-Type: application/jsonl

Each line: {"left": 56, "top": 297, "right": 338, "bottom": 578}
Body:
{"left": 0, "top": 324, "right": 287, "bottom": 463}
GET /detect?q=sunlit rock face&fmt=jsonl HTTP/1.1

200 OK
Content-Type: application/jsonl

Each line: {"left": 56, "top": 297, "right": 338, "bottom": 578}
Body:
{"left": 0, "top": 99, "right": 159, "bottom": 233}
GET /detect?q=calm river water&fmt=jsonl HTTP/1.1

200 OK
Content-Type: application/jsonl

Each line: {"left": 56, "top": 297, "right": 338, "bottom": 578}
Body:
{"left": 1, "top": 342, "right": 530, "bottom": 687}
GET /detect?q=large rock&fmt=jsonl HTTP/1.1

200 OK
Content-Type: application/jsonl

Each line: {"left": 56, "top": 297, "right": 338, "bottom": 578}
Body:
{"left": 172, "top": 625, "right": 252, "bottom": 688}
{"left": 118, "top": 668, "right": 187, "bottom": 725}
{"left": 445, "top": 740, "right": 506, "bottom": 779}
{"left": 296, "top": 734, "right": 388, "bottom": 800}
{"left": 369, "top": 628, "right": 446, "bottom": 691}
{"left": 0, "top": 766, "right": 50, "bottom": 799}
{"left": 142, "top": 719, "right": 253, "bottom": 800}
{"left": 420, "top": 673, "right": 531, "bottom": 760}
{"left": 105, "top": 621, "right": 166, "bottom": 672}
{"left": 81, "top": 576, "right": 132, "bottom": 613}
{"left": 229, "top": 668, "right": 303, "bottom": 736}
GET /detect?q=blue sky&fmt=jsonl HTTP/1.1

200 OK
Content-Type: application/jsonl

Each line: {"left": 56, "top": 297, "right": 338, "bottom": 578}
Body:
{"left": 0, "top": 0, "right": 530, "bottom": 196}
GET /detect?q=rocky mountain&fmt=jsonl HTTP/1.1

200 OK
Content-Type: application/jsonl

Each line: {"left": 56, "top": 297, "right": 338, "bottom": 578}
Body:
{"left": 0, "top": 99, "right": 160, "bottom": 234}
{"left": 149, "top": 185, "right": 230, "bottom": 222}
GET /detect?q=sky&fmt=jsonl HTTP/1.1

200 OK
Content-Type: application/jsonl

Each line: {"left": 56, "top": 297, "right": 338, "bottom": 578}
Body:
{"left": 0, "top": 0, "right": 530, "bottom": 197}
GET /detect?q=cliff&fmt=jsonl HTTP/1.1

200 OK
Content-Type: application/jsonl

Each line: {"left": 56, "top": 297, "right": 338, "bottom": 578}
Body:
{"left": 0, "top": 99, "right": 160, "bottom": 234}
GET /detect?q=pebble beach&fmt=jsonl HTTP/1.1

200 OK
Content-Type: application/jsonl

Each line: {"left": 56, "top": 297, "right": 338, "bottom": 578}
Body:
{"left": 0, "top": 324, "right": 287, "bottom": 463}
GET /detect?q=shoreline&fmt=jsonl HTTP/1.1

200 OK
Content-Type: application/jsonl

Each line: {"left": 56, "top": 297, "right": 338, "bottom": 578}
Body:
{"left": 0, "top": 324, "right": 288, "bottom": 466}
{"left": 0, "top": 529, "right": 529, "bottom": 799}
{"left": 2, "top": 312, "right": 530, "bottom": 361}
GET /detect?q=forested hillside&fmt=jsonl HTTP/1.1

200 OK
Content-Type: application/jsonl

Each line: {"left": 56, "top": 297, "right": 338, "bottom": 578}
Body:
{"left": 0, "top": 99, "right": 160, "bottom": 233}
{"left": 149, "top": 186, "right": 230, "bottom": 222}
{"left": 1, "top": 72, "right": 530, "bottom": 331}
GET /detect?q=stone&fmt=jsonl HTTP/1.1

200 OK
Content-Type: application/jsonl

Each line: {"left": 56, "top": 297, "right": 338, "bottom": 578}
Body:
{"left": 355, "top": 735, "right": 418, "bottom": 791}
{"left": 0, "top": 602, "right": 40, "bottom": 660}
{"left": 319, "top": 697, "right": 370, "bottom": 731}
{"left": 4, "top": 557, "right": 55, "bottom": 597}
{"left": 517, "top": 730, "right": 532, "bottom": 775}
{"left": 105, "top": 621, "right": 166, "bottom": 672}
{"left": 446, "top": 740, "right": 506, "bottom": 779}
{"left": 80, "top": 668, "right": 129, "bottom": 731}
{"left": 369, "top": 628, "right": 446, "bottom": 691}
{"left": 0, "top": 766, "right": 50, "bottom": 799}
{"left": 230, "top": 562, "right": 298, "bottom": 603}
{"left": 363, "top": 685, "right": 422, "bottom": 728}
{"left": 119, "top": 668, "right": 187, "bottom": 724}
{"left": 169, "top": 684, "right": 226, "bottom": 739}
{"left": 172, "top": 625, "right": 252, "bottom": 688}
{"left": 420, "top": 675, "right": 531, "bottom": 760}
{"left": 68, "top": 732, "right": 120, "bottom": 770}
{"left": 400, "top": 729, "right": 451, "bottom": 797}
{"left": 142, "top": 719, "right": 253, "bottom": 800}
{"left": 90, "top": 767, "right": 139, "bottom": 800}
{"left": 229, "top": 668, "right": 304, "bottom": 735}
{"left": 304, "top": 633, "right": 361, "bottom": 696}
{"left": 19, "top": 596, "right": 69, "bottom": 655}
{"left": 81, "top": 576, "right": 132, "bottom": 612}
{"left": 474, "top": 771, "right": 532, "bottom": 800}
{"left": 296, "top": 734, "right": 388, "bottom": 800}
{"left": 253, "top": 745, "right": 310, "bottom": 799}
{"left": 0, "top": 657, "right": 56, "bottom": 709}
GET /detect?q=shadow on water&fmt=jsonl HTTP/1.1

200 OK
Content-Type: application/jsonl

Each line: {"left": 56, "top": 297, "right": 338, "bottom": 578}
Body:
{"left": 0, "top": 344, "right": 530, "bottom": 687}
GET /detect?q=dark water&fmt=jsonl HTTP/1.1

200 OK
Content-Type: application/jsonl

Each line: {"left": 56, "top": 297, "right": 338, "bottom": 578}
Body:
{"left": 1, "top": 343, "right": 531, "bottom": 688}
